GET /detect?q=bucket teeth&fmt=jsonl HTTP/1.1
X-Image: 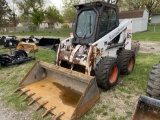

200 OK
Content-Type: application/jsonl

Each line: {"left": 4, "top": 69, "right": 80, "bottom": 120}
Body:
{"left": 41, "top": 106, "right": 56, "bottom": 117}
{"left": 14, "top": 87, "right": 23, "bottom": 93}
{"left": 35, "top": 101, "right": 49, "bottom": 111}
{"left": 53, "top": 112, "right": 65, "bottom": 120}
{"left": 22, "top": 93, "right": 35, "bottom": 101}
{"left": 19, "top": 89, "right": 30, "bottom": 96}
{"left": 28, "top": 97, "right": 42, "bottom": 106}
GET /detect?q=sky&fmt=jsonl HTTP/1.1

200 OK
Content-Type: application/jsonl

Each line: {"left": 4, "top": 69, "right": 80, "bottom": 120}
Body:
{"left": 47, "top": 0, "right": 63, "bottom": 10}
{"left": 5, "top": 0, "right": 63, "bottom": 16}
{"left": 6, "top": 0, "right": 63, "bottom": 10}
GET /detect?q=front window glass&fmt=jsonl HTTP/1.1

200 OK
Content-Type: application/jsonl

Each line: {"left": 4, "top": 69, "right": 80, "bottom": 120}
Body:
{"left": 99, "top": 8, "right": 109, "bottom": 38}
{"left": 76, "top": 10, "right": 96, "bottom": 38}
{"left": 98, "top": 8, "right": 117, "bottom": 39}
{"left": 108, "top": 9, "right": 117, "bottom": 32}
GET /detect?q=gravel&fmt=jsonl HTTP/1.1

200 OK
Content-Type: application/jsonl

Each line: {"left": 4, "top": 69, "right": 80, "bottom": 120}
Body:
{"left": 0, "top": 102, "right": 33, "bottom": 120}
{"left": 0, "top": 109, "right": 30, "bottom": 120}
{"left": 139, "top": 41, "right": 160, "bottom": 53}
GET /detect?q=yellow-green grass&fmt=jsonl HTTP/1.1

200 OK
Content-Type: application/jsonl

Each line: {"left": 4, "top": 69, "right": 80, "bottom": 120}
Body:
{"left": 133, "top": 24, "right": 160, "bottom": 41}
{"left": 0, "top": 28, "right": 73, "bottom": 38}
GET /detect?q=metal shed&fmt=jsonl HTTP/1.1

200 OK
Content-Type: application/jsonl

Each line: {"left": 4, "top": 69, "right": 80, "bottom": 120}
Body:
{"left": 119, "top": 9, "right": 149, "bottom": 33}
{"left": 151, "top": 13, "right": 160, "bottom": 24}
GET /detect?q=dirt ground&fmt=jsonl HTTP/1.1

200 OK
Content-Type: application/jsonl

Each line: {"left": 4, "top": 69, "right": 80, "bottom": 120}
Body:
{"left": 139, "top": 41, "right": 160, "bottom": 53}
{"left": 0, "top": 93, "right": 34, "bottom": 120}
{"left": 0, "top": 41, "right": 160, "bottom": 120}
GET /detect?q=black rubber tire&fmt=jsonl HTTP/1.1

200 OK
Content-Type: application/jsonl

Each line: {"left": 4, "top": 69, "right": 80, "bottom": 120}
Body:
{"left": 95, "top": 57, "right": 120, "bottom": 90}
{"left": 146, "top": 64, "right": 160, "bottom": 99}
{"left": 117, "top": 50, "right": 135, "bottom": 75}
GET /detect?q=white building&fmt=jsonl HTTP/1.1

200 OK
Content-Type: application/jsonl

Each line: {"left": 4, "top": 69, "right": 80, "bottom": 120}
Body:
{"left": 119, "top": 9, "right": 149, "bottom": 33}
{"left": 39, "top": 21, "right": 49, "bottom": 28}
{"left": 151, "top": 13, "right": 160, "bottom": 24}
{"left": 16, "top": 22, "right": 33, "bottom": 31}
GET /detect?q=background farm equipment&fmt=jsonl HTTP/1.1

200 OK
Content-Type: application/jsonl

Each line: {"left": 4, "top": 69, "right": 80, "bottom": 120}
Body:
{"left": 0, "top": 36, "right": 60, "bottom": 52}
{"left": 133, "top": 63, "right": 160, "bottom": 120}
{"left": 38, "top": 37, "right": 60, "bottom": 50}
{"left": 0, "top": 36, "right": 5, "bottom": 46}
{"left": 20, "top": 35, "right": 39, "bottom": 45}
{"left": 16, "top": 42, "right": 38, "bottom": 53}
{"left": 0, "top": 49, "right": 35, "bottom": 68}
{"left": 133, "top": 95, "right": 160, "bottom": 120}
{"left": 3, "top": 36, "right": 19, "bottom": 48}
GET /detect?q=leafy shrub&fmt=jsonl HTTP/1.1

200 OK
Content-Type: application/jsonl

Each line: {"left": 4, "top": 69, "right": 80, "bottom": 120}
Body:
{"left": 28, "top": 25, "right": 37, "bottom": 32}
{"left": 62, "top": 23, "right": 69, "bottom": 28}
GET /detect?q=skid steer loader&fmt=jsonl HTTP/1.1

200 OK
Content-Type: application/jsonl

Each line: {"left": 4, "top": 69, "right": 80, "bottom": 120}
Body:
{"left": 15, "top": 1, "right": 137, "bottom": 119}
{"left": 133, "top": 63, "right": 160, "bottom": 120}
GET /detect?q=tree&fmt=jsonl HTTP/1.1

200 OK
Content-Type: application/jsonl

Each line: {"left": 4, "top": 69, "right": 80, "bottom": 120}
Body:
{"left": 15, "top": 0, "right": 45, "bottom": 26}
{"left": 45, "top": 6, "right": 64, "bottom": 28}
{"left": 126, "top": 0, "right": 160, "bottom": 16}
{"left": 116, "top": 0, "right": 129, "bottom": 12}
{"left": 32, "top": 9, "right": 45, "bottom": 26}
{"left": 83, "top": 0, "right": 118, "bottom": 4}
{"left": 62, "top": 0, "right": 80, "bottom": 26}
{"left": 0, "top": 0, "right": 13, "bottom": 33}
{"left": 144, "top": 0, "right": 160, "bottom": 16}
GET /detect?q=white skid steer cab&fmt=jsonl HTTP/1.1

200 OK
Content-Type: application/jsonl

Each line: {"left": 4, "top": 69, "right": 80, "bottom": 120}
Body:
{"left": 15, "top": 1, "right": 139, "bottom": 120}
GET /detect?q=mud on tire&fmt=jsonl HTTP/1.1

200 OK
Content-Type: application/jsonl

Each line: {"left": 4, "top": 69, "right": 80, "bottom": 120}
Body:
{"left": 118, "top": 50, "right": 135, "bottom": 75}
{"left": 95, "top": 57, "right": 120, "bottom": 90}
{"left": 146, "top": 64, "right": 160, "bottom": 99}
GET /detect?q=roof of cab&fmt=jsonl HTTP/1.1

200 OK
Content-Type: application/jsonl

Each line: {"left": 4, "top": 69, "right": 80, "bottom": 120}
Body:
{"left": 74, "top": 1, "right": 118, "bottom": 10}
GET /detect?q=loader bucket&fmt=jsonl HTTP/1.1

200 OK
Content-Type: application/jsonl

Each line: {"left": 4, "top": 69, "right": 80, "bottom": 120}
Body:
{"left": 16, "top": 42, "right": 38, "bottom": 53}
{"left": 132, "top": 95, "right": 160, "bottom": 120}
{"left": 17, "top": 61, "right": 100, "bottom": 120}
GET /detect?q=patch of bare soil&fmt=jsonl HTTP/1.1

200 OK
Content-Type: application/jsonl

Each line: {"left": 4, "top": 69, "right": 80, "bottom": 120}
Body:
{"left": 0, "top": 73, "right": 33, "bottom": 119}
{"left": 0, "top": 94, "right": 53, "bottom": 120}
{"left": 0, "top": 99, "right": 33, "bottom": 120}
{"left": 139, "top": 41, "right": 160, "bottom": 53}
